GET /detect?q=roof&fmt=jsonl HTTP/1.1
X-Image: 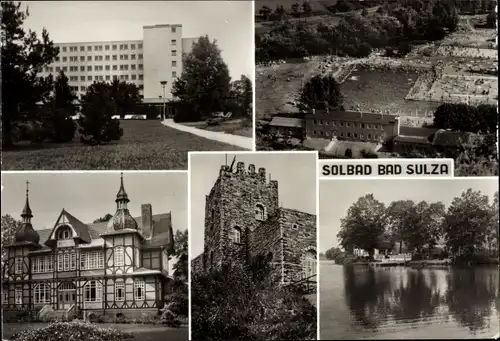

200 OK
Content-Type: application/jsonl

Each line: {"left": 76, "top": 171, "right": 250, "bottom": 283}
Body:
{"left": 431, "top": 130, "right": 474, "bottom": 147}
{"left": 26, "top": 212, "right": 172, "bottom": 252}
{"left": 269, "top": 116, "right": 305, "bottom": 128}
{"left": 393, "top": 135, "right": 432, "bottom": 144}
{"left": 63, "top": 210, "right": 91, "bottom": 243}
{"left": 305, "top": 110, "right": 398, "bottom": 125}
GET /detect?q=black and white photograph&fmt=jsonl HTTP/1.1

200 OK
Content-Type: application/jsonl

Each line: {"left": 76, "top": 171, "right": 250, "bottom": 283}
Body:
{"left": 319, "top": 178, "right": 499, "bottom": 339}
{"left": 255, "top": 0, "right": 498, "bottom": 176}
{"left": 1, "top": 172, "right": 189, "bottom": 341}
{"left": 189, "top": 152, "right": 318, "bottom": 340}
{"left": 1, "top": 0, "right": 254, "bottom": 171}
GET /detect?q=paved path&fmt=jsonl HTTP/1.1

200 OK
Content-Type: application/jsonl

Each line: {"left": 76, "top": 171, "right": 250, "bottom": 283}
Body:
{"left": 162, "top": 119, "right": 253, "bottom": 150}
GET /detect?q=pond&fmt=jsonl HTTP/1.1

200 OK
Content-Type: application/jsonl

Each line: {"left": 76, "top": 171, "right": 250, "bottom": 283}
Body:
{"left": 341, "top": 67, "right": 439, "bottom": 118}
{"left": 320, "top": 263, "right": 499, "bottom": 339}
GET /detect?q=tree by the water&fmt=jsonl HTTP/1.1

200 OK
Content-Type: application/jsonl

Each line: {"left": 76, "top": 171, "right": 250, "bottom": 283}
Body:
{"left": 442, "top": 189, "right": 491, "bottom": 257}
{"left": 79, "top": 82, "right": 123, "bottom": 145}
{"left": 337, "top": 194, "right": 387, "bottom": 258}
{"left": 1, "top": 1, "right": 59, "bottom": 147}
{"left": 297, "top": 75, "right": 344, "bottom": 112}
{"left": 171, "top": 35, "right": 231, "bottom": 121}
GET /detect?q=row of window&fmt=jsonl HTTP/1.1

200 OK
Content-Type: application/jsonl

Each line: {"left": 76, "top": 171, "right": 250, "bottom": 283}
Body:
{"left": 6, "top": 279, "right": 147, "bottom": 304}
{"left": 56, "top": 53, "right": 146, "bottom": 63}
{"left": 313, "top": 120, "right": 384, "bottom": 130}
{"left": 312, "top": 130, "right": 383, "bottom": 140}
{"left": 63, "top": 42, "right": 144, "bottom": 53}
{"left": 15, "top": 247, "right": 127, "bottom": 274}
{"left": 45, "top": 64, "right": 145, "bottom": 73}
{"left": 68, "top": 74, "right": 148, "bottom": 83}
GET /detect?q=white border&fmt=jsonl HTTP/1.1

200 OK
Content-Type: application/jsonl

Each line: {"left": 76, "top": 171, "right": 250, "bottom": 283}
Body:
{"left": 315, "top": 150, "right": 320, "bottom": 340}
{"left": 319, "top": 157, "right": 455, "bottom": 179}
{"left": 188, "top": 157, "right": 192, "bottom": 340}
{"left": 251, "top": 0, "right": 256, "bottom": 152}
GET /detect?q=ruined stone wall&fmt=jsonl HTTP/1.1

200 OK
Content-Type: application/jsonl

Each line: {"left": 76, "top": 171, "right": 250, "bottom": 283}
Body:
{"left": 202, "top": 178, "right": 223, "bottom": 271}
{"left": 218, "top": 162, "right": 279, "bottom": 267}
{"left": 279, "top": 208, "right": 317, "bottom": 283}
{"left": 191, "top": 254, "right": 203, "bottom": 275}
{"left": 248, "top": 214, "right": 282, "bottom": 283}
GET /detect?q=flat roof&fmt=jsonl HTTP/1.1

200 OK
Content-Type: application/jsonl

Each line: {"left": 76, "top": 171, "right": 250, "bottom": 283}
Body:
{"left": 269, "top": 116, "right": 305, "bottom": 128}
{"left": 305, "top": 110, "right": 398, "bottom": 125}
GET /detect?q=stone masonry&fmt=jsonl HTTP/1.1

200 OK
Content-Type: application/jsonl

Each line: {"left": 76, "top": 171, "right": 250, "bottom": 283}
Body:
{"left": 194, "top": 161, "right": 317, "bottom": 285}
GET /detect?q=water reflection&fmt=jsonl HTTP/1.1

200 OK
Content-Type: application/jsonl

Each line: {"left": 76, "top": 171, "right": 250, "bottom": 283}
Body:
{"left": 337, "top": 266, "right": 499, "bottom": 338}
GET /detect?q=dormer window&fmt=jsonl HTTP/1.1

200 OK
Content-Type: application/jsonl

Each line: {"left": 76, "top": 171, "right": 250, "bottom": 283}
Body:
{"left": 57, "top": 226, "right": 72, "bottom": 240}
{"left": 232, "top": 226, "right": 241, "bottom": 244}
{"left": 255, "top": 204, "right": 265, "bottom": 221}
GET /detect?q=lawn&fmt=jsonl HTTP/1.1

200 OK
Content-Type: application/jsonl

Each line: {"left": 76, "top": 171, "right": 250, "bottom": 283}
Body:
{"left": 2, "top": 322, "right": 188, "bottom": 341}
{"left": 180, "top": 118, "right": 253, "bottom": 138}
{"left": 1, "top": 120, "right": 244, "bottom": 170}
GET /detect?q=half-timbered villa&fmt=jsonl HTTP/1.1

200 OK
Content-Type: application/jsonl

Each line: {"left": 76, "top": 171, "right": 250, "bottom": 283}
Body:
{"left": 2, "top": 173, "right": 175, "bottom": 320}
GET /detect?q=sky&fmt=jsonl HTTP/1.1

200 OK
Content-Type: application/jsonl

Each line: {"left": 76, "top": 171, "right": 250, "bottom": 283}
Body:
{"left": 1, "top": 172, "right": 188, "bottom": 235}
{"left": 21, "top": 1, "right": 254, "bottom": 80}
{"left": 319, "top": 178, "right": 499, "bottom": 253}
{"left": 190, "top": 152, "right": 318, "bottom": 257}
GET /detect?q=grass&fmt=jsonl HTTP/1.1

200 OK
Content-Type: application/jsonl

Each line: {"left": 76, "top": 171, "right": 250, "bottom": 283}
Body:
{"left": 2, "top": 322, "right": 188, "bottom": 341}
{"left": 2, "top": 120, "right": 244, "bottom": 170}
{"left": 179, "top": 118, "right": 253, "bottom": 138}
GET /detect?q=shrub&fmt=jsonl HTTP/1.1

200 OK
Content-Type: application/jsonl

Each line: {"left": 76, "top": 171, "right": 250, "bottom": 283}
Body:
{"left": 164, "top": 292, "right": 188, "bottom": 317}
{"left": 191, "top": 262, "right": 316, "bottom": 340}
{"left": 10, "top": 320, "right": 134, "bottom": 341}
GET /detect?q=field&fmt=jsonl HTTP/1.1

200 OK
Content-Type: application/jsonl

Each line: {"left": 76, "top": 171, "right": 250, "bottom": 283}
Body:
{"left": 1, "top": 322, "right": 188, "bottom": 341}
{"left": 1, "top": 120, "right": 244, "bottom": 170}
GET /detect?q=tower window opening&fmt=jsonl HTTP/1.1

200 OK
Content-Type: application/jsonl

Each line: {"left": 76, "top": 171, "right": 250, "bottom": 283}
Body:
{"left": 255, "top": 204, "right": 265, "bottom": 221}
{"left": 232, "top": 226, "right": 241, "bottom": 244}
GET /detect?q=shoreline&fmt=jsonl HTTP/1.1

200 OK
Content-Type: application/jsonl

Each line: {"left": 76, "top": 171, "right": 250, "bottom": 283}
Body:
{"left": 320, "top": 259, "right": 499, "bottom": 268}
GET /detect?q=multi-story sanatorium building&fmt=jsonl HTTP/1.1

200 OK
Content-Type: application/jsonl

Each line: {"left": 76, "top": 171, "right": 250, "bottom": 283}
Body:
{"left": 37, "top": 24, "right": 198, "bottom": 104}
{"left": 2, "top": 174, "right": 176, "bottom": 320}
{"left": 191, "top": 162, "right": 317, "bottom": 285}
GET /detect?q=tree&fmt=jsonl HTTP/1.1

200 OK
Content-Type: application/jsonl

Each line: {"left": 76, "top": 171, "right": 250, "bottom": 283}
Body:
{"left": 259, "top": 5, "right": 272, "bottom": 21}
{"left": 325, "top": 247, "right": 343, "bottom": 261}
{"left": 486, "top": 191, "right": 499, "bottom": 256}
{"left": 93, "top": 213, "right": 113, "bottom": 223}
{"left": 109, "top": 80, "right": 142, "bottom": 119}
{"left": 229, "top": 74, "right": 253, "bottom": 117}
{"left": 302, "top": 1, "right": 312, "bottom": 16}
{"left": 1, "top": 215, "right": 22, "bottom": 278}
{"left": 298, "top": 75, "right": 343, "bottom": 112}
{"left": 407, "top": 201, "right": 445, "bottom": 254}
{"left": 291, "top": 2, "right": 301, "bottom": 17}
{"left": 274, "top": 5, "right": 287, "bottom": 21}
{"left": 171, "top": 35, "right": 231, "bottom": 122}
{"left": 79, "top": 82, "right": 123, "bottom": 145}
{"left": 337, "top": 194, "right": 387, "bottom": 258}
{"left": 442, "top": 189, "right": 491, "bottom": 257}
{"left": 386, "top": 200, "right": 416, "bottom": 252}
{"left": 172, "top": 229, "right": 188, "bottom": 282}
{"left": 1, "top": 1, "right": 59, "bottom": 147}
{"left": 42, "top": 71, "right": 77, "bottom": 142}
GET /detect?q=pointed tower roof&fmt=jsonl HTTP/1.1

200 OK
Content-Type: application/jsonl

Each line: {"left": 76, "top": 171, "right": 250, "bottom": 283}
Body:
{"left": 15, "top": 181, "right": 40, "bottom": 245}
{"left": 116, "top": 172, "right": 130, "bottom": 203}
{"left": 21, "top": 181, "right": 33, "bottom": 219}
{"left": 107, "top": 173, "right": 138, "bottom": 232}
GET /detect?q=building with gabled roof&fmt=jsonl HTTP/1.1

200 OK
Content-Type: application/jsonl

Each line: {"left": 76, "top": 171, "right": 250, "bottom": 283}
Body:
{"left": 2, "top": 173, "right": 176, "bottom": 320}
